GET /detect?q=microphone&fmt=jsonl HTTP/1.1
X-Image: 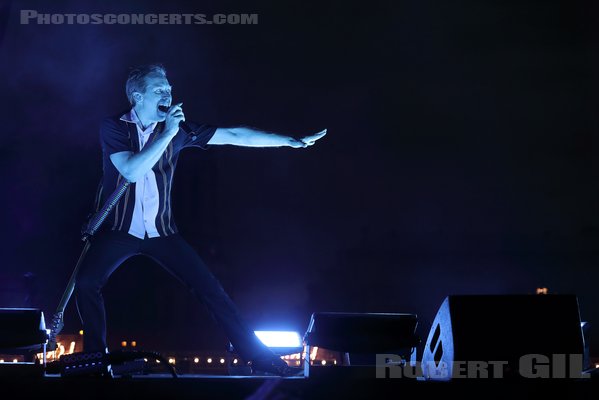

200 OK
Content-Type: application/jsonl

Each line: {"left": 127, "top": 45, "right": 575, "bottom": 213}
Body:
{"left": 158, "top": 105, "right": 195, "bottom": 135}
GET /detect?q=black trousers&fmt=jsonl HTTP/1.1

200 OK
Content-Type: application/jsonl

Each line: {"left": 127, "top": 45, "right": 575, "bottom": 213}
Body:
{"left": 75, "top": 230, "right": 273, "bottom": 361}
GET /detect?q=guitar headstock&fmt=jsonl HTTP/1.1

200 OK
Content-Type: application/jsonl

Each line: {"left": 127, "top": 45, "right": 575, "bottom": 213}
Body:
{"left": 47, "top": 312, "right": 64, "bottom": 351}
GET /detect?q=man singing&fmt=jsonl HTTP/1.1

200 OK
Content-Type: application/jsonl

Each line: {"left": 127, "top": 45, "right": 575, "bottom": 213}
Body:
{"left": 75, "top": 64, "right": 326, "bottom": 376}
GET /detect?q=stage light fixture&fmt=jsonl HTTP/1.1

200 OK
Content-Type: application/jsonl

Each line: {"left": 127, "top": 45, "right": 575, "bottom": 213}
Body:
{"left": 254, "top": 330, "right": 302, "bottom": 348}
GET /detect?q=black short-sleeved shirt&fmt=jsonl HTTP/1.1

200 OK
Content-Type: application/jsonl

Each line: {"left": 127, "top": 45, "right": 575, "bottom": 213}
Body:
{"left": 93, "top": 111, "right": 216, "bottom": 237}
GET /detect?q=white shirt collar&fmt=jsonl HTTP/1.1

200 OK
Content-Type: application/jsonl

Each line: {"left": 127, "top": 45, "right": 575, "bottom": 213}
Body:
{"left": 120, "top": 108, "right": 157, "bottom": 135}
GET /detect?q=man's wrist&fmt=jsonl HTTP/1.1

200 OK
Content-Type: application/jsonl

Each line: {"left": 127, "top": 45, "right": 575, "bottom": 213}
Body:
{"left": 162, "top": 127, "right": 178, "bottom": 138}
{"left": 287, "top": 136, "right": 305, "bottom": 147}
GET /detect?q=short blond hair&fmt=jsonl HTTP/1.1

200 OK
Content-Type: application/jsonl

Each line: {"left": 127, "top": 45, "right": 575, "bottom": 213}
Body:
{"left": 125, "top": 64, "right": 167, "bottom": 106}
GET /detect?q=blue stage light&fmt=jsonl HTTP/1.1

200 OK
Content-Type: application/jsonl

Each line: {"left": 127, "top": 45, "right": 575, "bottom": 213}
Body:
{"left": 254, "top": 331, "right": 302, "bottom": 348}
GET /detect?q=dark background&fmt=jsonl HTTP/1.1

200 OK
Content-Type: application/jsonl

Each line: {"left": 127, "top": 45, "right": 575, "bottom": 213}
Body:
{"left": 0, "top": 0, "right": 598, "bottom": 356}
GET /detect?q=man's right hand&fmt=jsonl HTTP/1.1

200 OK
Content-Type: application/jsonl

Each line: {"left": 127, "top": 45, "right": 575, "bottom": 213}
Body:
{"left": 164, "top": 102, "right": 185, "bottom": 136}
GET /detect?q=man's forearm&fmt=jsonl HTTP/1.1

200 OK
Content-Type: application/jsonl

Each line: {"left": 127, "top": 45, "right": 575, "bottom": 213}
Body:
{"left": 224, "top": 126, "right": 296, "bottom": 147}
{"left": 119, "top": 131, "right": 175, "bottom": 181}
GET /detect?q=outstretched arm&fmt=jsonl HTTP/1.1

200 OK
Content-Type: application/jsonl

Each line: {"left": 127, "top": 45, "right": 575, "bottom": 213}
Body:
{"left": 208, "top": 126, "right": 327, "bottom": 148}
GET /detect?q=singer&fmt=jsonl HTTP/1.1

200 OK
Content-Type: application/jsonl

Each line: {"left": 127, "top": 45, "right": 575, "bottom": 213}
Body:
{"left": 74, "top": 64, "right": 326, "bottom": 376}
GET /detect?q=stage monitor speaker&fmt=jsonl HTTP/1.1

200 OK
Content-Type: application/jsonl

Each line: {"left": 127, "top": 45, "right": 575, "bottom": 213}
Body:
{"left": 420, "top": 295, "right": 585, "bottom": 380}
{"left": 303, "top": 312, "right": 420, "bottom": 377}
{"left": 0, "top": 308, "right": 48, "bottom": 350}
{"left": 0, "top": 308, "right": 48, "bottom": 377}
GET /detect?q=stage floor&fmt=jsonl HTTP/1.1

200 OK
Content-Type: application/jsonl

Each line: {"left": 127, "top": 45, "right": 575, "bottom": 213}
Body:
{"left": 1, "top": 370, "right": 598, "bottom": 399}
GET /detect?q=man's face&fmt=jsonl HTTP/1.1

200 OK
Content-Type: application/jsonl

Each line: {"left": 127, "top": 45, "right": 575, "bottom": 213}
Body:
{"left": 135, "top": 74, "right": 172, "bottom": 122}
